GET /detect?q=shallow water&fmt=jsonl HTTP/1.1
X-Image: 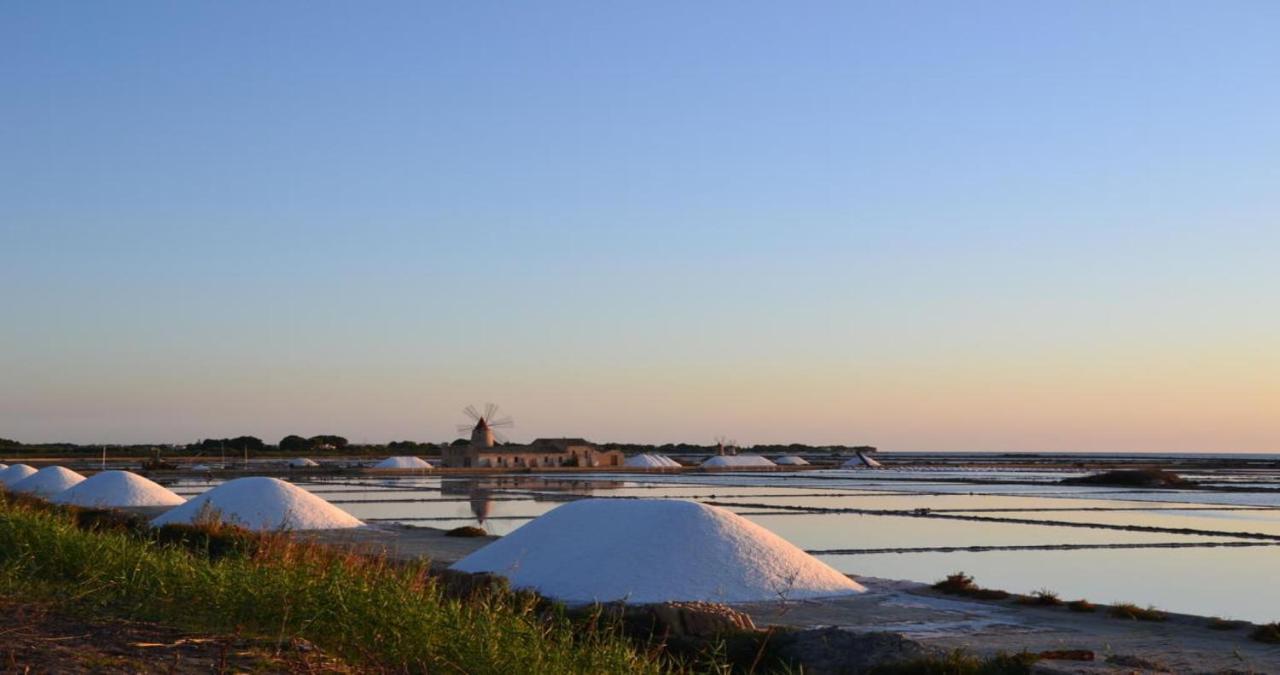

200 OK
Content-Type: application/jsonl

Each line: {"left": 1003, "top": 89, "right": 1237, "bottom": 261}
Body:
{"left": 171, "top": 469, "right": 1280, "bottom": 621}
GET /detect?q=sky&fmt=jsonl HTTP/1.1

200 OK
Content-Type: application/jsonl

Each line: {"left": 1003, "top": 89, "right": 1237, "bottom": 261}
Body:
{"left": 2, "top": 2, "right": 1278, "bottom": 452}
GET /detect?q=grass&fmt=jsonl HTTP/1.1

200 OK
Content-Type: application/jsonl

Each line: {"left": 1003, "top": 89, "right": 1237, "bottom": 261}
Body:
{"left": 0, "top": 493, "right": 678, "bottom": 674}
{"left": 871, "top": 649, "right": 1039, "bottom": 674}
{"left": 1015, "top": 589, "right": 1063, "bottom": 607}
{"left": 931, "top": 573, "right": 1009, "bottom": 600}
{"left": 1207, "top": 616, "right": 1247, "bottom": 631}
{"left": 1067, "top": 599, "right": 1096, "bottom": 613}
{"left": 1252, "top": 623, "right": 1280, "bottom": 644}
{"left": 1108, "top": 602, "right": 1167, "bottom": 622}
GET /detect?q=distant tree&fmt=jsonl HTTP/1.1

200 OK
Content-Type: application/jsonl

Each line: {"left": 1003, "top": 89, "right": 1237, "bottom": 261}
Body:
{"left": 308, "top": 435, "right": 349, "bottom": 449}
{"left": 450, "top": 438, "right": 470, "bottom": 447}
{"left": 279, "top": 435, "right": 311, "bottom": 453}
{"left": 0, "top": 438, "right": 21, "bottom": 447}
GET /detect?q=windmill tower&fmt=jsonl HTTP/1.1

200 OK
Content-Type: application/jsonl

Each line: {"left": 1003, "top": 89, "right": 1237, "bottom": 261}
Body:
{"left": 458, "top": 403, "right": 514, "bottom": 449}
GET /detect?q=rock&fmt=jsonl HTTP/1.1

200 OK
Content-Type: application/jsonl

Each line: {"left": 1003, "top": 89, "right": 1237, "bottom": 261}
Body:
{"left": 646, "top": 602, "right": 756, "bottom": 637}
{"left": 770, "top": 627, "right": 931, "bottom": 674}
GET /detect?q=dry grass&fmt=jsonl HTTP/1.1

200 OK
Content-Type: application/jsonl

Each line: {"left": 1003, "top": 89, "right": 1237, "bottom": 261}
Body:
{"left": 1108, "top": 603, "right": 1167, "bottom": 622}
{"left": 1067, "top": 599, "right": 1096, "bottom": 613}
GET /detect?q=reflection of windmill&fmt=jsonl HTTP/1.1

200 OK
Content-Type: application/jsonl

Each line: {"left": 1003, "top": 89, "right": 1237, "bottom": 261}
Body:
{"left": 458, "top": 403, "right": 514, "bottom": 449}
{"left": 469, "top": 486, "right": 493, "bottom": 523}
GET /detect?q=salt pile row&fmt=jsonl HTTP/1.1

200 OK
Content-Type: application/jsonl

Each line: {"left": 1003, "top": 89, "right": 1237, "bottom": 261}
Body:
{"left": 623, "top": 453, "right": 681, "bottom": 469}
{"left": 53, "top": 470, "right": 186, "bottom": 508}
{"left": 8, "top": 466, "right": 86, "bottom": 497}
{"left": 701, "top": 454, "right": 776, "bottom": 468}
{"left": 373, "top": 456, "right": 433, "bottom": 469}
{"left": 0, "top": 463, "right": 38, "bottom": 486}
{"left": 453, "top": 499, "right": 863, "bottom": 604}
{"left": 1, "top": 464, "right": 362, "bottom": 531}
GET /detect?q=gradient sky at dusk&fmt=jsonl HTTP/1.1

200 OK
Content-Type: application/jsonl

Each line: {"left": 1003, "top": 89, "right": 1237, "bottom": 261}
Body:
{"left": 3, "top": 2, "right": 1278, "bottom": 451}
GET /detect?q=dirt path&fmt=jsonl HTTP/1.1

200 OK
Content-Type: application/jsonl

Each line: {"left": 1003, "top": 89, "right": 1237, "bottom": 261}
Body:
{"left": 0, "top": 598, "right": 351, "bottom": 674}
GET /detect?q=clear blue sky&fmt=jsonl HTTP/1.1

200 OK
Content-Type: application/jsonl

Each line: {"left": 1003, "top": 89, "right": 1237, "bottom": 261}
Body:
{"left": 3, "top": 2, "right": 1278, "bottom": 451}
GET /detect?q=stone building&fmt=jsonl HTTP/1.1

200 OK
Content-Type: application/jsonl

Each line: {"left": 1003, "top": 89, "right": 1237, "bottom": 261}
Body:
{"left": 440, "top": 417, "right": 623, "bottom": 469}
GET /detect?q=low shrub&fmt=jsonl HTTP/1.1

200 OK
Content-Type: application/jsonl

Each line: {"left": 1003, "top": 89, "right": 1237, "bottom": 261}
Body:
{"left": 1067, "top": 599, "right": 1096, "bottom": 613}
{"left": 1207, "top": 617, "right": 1247, "bottom": 631}
{"left": 1108, "top": 603, "right": 1166, "bottom": 622}
{"left": 1252, "top": 623, "right": 1280, "bottom": 644}
{"left": 445, "top": 525, "right": 488, "bottom": 537}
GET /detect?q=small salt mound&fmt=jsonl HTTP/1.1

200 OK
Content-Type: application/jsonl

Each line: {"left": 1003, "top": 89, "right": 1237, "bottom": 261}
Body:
{"left": 373, "top": 456, "right": 432, "bottom": 469}
{"left": 774, "top": 456, "right": 810, "bottom": 466}
{"left": 624, "top": 453, "right": 680, "bottom": 469}
{"left": 151, "top": 477, "right": 364, "bottom": 531}
{"left": 9, "top": 466, "right": 86, "bottom": 497}
{"left": 701, "top": 455, "right": 776, "bottom": 468}
{"left": 0, "top": 464, "right": 37, "bottom": 486}
{"left": 52, "top": 470, "right": 186, "bottom": 508}
{"left": 452, "top": 499, "right": 864, "bottom": 604}
{"left": 0, "top": 463, "right": 7, "bottom": 470}
{"left": 289, "top": 457, "right": 320, "bottom": 468}
{"left": 841, "top": 453, "right": 883, "bottom": 469}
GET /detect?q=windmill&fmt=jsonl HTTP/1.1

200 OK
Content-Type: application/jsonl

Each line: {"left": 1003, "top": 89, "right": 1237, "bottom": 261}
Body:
{"left": 714, "top": 435, "right": 738, "bottom": 456}
{"left": 458, "top": 403, "right": 514, "bottom": 449}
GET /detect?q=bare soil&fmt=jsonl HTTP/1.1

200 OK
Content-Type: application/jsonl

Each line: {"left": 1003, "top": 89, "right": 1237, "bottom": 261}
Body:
{"left": 0, "top": 598, "right": 353, "bottom": 674}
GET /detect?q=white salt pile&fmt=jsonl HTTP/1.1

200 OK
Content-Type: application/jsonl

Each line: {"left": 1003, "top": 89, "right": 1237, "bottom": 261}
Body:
{"left": 373, "top": 456, "right": 432, "bottom": 469}
{"left": 0, "top": 463, "right": 7, "bottom": 470}
{"left": 841, "top": 453, "right": 883, "bottom": 469}
{"left": 452, "top": 499, "right": 864, "bottom": 604}
{"left": 773, "top": 456, "right": 810, "bottom": 466}
{"left": 52, "top": 470, "right": 186, "bottom": 508}
{"left": 9, "top": 466, "right": 86, "bottom": 498}
{"left": 288, "top": 457, "right": 320, "bottom": 468}
{"left": 0, "top": 464, "right": 37, "bottom": 486}
{"left": 701, "top": 455, "right": 776, "bottom": 468}
{"left": 623, "top": 453, "right": 681, "bottom": 469}
{"left": 151, "top": 476, "right": 364, "bottom": 531}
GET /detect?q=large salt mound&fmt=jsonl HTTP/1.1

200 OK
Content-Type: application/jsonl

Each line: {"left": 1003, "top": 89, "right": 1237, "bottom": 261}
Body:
{"left": 774, "top": 456, "right": 809, "bottom": 466}
{"left": 624, "top": 453, "right": 681, "bottom": 469}
{"left": 9, "top": 466, "right": 86, "bottom": 497}
{"left": 702, "top": 455, "right": 776, "bottom": 468}
{"left": 452, "top": 499, "right": 864, "bottom": 604}
{"left": 0, "top": 464, "right": 38, "bottom": 487}
{"left": 52, "top": 470, "right": 186, "bottom": 508}
{"left": 373, "top": 456, "right": 432, "bottom": 469}
{"left": 151, "top": 477, "right": 363, "bottom": 531}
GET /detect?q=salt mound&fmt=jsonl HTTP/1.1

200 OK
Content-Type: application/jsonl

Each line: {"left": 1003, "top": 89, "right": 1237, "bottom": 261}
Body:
{"left": 774, "top": 456, "right": 809, "bottom": 466}
{"left": 9, "top": 466, "right": 86, "bottom": 497}
{"left": 374, "top": 456, "right": 432, "bottom": 469}
{"left": 289, "top": 457, "right": 320, "bottom": 468}
{"left": 52, "top": 470, "right": 186, "bottom": 508}
{"left": 624, "top": 453, "right": 681, "bottom": 469}
{"left": 0, "top": 464, "right": 37, "bottom": 486}
{"left": 151, "top": 477, "right": 363, "bottom": 531}
{"left": 0, "top": 463, "right": 7, "bottom": 470}
{"left": 841, "top": 453, "right": 883, "bottom": 469}
{"left": 702, "top": 455, "right": 776, "bottom": 468}
{"left": 452, "top": 499, "right": 864, "bottom": 604}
